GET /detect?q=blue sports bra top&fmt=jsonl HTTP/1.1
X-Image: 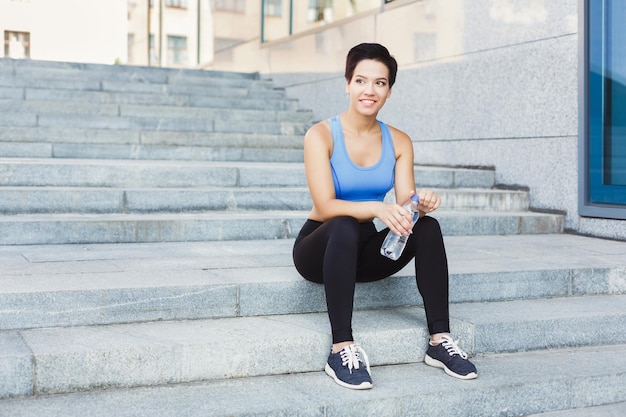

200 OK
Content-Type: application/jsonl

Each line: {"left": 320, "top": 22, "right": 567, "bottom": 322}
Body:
{"left": 329, "top": 116, "right": 396, "bottom": 202}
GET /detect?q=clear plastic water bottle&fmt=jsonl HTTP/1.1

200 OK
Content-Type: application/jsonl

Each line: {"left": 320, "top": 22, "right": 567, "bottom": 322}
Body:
{"left": 380, "top": 194, "right": 420, "bottom": 260}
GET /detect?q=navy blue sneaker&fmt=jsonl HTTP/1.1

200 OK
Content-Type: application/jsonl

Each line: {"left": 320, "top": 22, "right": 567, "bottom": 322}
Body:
{"left": 424, "top": 335, "right": 477, "bottom": 380}
{"left": 325, "top": 344, "right": 373, "bottom": 390}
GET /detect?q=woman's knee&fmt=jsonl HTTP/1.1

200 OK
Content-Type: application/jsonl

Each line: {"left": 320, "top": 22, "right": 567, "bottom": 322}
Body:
{"left": 325, "top": 216, "right": 360, "bottom": 241}
{"left": 414, "top": 216, "right": 444, "bottom": 239}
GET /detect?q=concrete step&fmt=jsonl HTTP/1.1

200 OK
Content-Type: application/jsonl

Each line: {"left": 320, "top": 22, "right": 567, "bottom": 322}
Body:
{"left": 1, "top": 294, "right": 625, "bottom": 399}
{"left": 0, "top": 187, "right": 529, "bottom": 214}
{"left": 0, "top": 141, "right": 305, "bottom": 162}
{"left": 0, "top": 86, "right": 24, "bottom": 99}
{"left": 0, "top": 159, "right": 494, "bottom": 188}
{"left": 0, "top": 57, "right": 258, "bottom": 81}
{"left": 0, "top": 159, "right": 307, "bottom": 188}
{"left": 4, "top": 344, "right": 624, "bottom": 417}
{"left": 0, "top": 85, "right": 300, "bottom": 110}
{"left": 0, "top": 100, "right": 313, "bottom": 124}
{"left": 0, "top": 112, "right": 309, "bottom": 135}
{"left": 0, "top": 210, "right": 564, "bottom": 245}
{"left": 0, "top": 127, "right": 305, "bottom": 148}
{"left": 1, "top": 234, "right": 622, "bottom": 330}
{"left": 527, "top": 402, "right": 626, "bottom": 417}
{"left": 0, "top": 74, "right": 284, "bottom": 98}
{"left": 12, "top": 72, "right": 273, "bottom": 90}
{"left": 0, "top": 60, "right": 265, "bottom": 90}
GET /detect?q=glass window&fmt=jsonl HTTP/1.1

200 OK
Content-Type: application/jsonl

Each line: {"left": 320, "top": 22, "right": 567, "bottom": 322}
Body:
{"left": 582, "top": 0, "right": 626, "bottom": 218}
{"left": 261, "top": 0, "right": 396, "bottom": 44}
{"left": 167, "top": 35, "right": 187, "bottom": 65}
{"left": 4, "top": 31, "right": 30, "bottom": 59}
{"left": 308, "top": 0, "right": 333, "bottom": 23}
{"left": 165, "top": 0, "right": 188, "bottom": 8}
{"left": 265, "top": 0, "right": 282, "bottom": 17}
{"left": 149, "top": 34, "right": 158, "bottom": 66}
{"left": 214, "top": 0, "right": 245, "bottom": 13}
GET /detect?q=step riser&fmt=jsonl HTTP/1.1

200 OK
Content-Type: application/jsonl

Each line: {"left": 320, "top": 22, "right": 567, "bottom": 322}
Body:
{"left": 0, "top": 116, "right": 306, "bottom": 135}
{"left": 0, "top": 59, "right": 257, "bottom": 81}
{"left": 51, "top": 146, "right": 305, "bottom": 163}
{"left": 0, "top": 143, "right": 305, "bottom": 162}
{"left": 0, "top": 74, "right": 273, "bottom": 90}
{"left": 189, "top": 95, "right": 299, "bottom": 111}
{"left": 3, "top": 297, "right": 625, "bottom": 398}
{"left": 0, "top": 164, "right": 305, "bottom": 187}
{"left": 0, "top": 217, "right": 302, "bottom": 245}
{"left": 3, "top": 346, "right": 626, "bottom": 416}
{"left": 0, "top": 128, "right": 305, "bottom": 148}
{"left": 9, "top": 88, "right": 299, "bottom": 110}
{"left": 0, "top": 77, "right": 281, "bottom": 98}
{"left": 0, "top": 86, "right": 24, "bottom": 99}
{"left": 0, "top": 163, "right": 494, "bottom": 188}
{"left": 0, "top": 102, "right": 313, "bottom": 124}
{"left": 1, "top": 115, "right": 308, "bottom": 135}
{"left": 0, "top": 189, "right": 527, "bottom": 214}
{"left": 0, "top": 71, "right": 271, "bottom": 91}
{"left": 0, "top": 213, "right": 564, "bottom": 245}
{"left": 0, "top": 267, "right": 620, "bottom": 331}
{"left": 3, "top": 319, "right": 430, "bottom": 397}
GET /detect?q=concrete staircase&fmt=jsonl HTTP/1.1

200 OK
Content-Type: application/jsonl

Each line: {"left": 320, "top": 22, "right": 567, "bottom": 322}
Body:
{"left": 0, "top": 58, "right": 625, "bottom": 417}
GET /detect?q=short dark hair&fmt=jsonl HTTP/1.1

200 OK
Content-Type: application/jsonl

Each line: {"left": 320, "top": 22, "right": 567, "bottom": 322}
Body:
{"left": 345, "top": 43, "right": 398, "bottom": 87}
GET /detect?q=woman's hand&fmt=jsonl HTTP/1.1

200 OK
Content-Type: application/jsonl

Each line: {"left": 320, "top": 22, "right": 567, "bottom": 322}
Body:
{"left": 376, "top": 201, "right": 415, "bottom": 236}
{"left": 416, "top": 188, "right": 441, "bottom": 216}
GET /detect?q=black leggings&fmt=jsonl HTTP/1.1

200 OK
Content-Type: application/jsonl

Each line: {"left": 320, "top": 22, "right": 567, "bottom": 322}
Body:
{"left": 292, "top": 216, "right": 450, "bottom": 344}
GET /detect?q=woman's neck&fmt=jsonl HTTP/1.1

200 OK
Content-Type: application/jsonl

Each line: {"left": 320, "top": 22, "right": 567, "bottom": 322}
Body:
{"left": 339, "top": 111, "right": 379, "bottom": 136}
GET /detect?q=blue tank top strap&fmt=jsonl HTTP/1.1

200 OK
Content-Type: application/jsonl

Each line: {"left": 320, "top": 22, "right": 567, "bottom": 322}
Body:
{"left": 329, "top": 115, "right": 342, "bottom": 135}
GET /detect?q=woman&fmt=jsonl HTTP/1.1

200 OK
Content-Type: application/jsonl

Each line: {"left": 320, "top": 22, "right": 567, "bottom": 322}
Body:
{"left": 292, "top": 43, "right": 477, "bottom": 390}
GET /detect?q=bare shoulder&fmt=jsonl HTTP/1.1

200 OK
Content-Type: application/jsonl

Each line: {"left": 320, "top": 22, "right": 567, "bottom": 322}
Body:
{"left": 385, "top": 123, "right": 413, "bottom": 154}
{"left": 304, "top": 119, "right": 332, "bottom": 148}
{"left": 305, "top": 119, "right": 330, "bottom": 137}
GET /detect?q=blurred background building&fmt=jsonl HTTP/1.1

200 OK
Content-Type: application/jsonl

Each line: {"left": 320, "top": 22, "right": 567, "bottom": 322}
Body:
{"left": 1, "top": 0, "right": 625, "bottom": 239}
{"left": 1, "top": 0, "right": 127, "bottom": 64}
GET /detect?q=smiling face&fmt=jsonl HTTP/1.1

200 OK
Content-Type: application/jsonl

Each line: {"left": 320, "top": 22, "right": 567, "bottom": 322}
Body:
{"left": 346, "top": 59, "right": 392, "bottom": 117}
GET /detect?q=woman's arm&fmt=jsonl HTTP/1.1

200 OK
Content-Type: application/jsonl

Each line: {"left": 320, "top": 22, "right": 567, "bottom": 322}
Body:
{"left": 304, "top": 121, "right": 384, "bottom": 222}
{"left": 390, "top": 126, "right": 441, "bottom": 222}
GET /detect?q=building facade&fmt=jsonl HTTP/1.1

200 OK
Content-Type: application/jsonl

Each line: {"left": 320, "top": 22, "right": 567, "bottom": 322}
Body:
{"left": 127, "top": 0, "right": 214, "bottom": 67}
{"left": 0, "top": 0, "right": 127, "bottom": 65}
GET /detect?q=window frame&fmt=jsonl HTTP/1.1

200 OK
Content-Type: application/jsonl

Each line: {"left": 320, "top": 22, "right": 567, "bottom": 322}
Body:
{"left": 167, "top": 34, "right": 188, "bottom": 66}
{"left": 4, "top": 30, "right": 30, "bottom": 59}
{"left": 579, "top": 0, "right": 626, "bottom": 219}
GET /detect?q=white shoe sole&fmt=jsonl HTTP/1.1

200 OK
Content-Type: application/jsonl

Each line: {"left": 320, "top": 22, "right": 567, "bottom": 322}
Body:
{"left": 424, "top": 355, "right": 478, "bottom": 380}
{"left": 325, "top": 364, "right": 373, "bottom": 390}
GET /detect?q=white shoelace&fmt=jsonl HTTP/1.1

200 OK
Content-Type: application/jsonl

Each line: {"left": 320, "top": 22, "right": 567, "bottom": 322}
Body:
{"left": 339, "top": 344, "right": 371, "bottom": 374}
{"left": 438, "top": 335, "right": 469, "bottom": 359}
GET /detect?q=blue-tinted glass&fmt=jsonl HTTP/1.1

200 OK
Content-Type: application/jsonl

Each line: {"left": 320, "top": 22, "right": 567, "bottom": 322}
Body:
{"left": 606, "top": 2, "right": 626, "bottom": 185}
{"left": 588, "top": 0, "right": 626, "bottom": 204}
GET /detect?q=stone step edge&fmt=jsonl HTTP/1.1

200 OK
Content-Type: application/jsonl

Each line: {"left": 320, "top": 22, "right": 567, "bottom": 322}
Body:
{"left": 1, "top": 345, "right": 625, "bottom": 417}
{"left": 0, "top": 58, "right": 259, "bottom": 79}
{"left": 0, "top": 145, "right": 305, "bottom": 162}
{"left": 0, "top": 187, "right": 528, "bottom": 212}
{"left": 0, "top": 131, "right": 306, "bottom": 148}
{"left": 2, "top": 294, "right": 625, "bottom": 398}
{"left": 0, "top": 100, "right": 310, "bottom": 116}
{"left": 0, "top": 157, "right": 495, "bottom": 173}
{"left": 0, "top": 265, "right": 621, "bottom": 331}
{"left": 0, "top": 211, "right": 565, "bottom": 245}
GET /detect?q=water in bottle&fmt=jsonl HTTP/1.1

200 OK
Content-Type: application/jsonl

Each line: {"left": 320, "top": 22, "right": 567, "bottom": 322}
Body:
{"left": 380, "top": 194, "right": 420, "bottom": 260}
